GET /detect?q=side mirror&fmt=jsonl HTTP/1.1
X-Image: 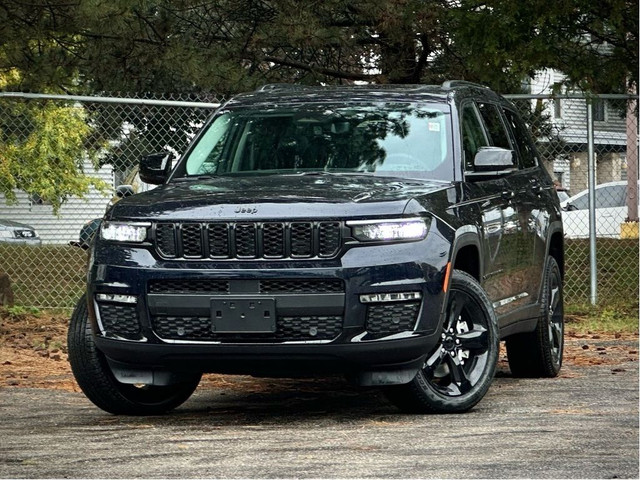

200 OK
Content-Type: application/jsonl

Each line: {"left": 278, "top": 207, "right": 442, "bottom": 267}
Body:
{"left": 139, "top": 152, "right": 174, "bottom": 185}
{"left": 115, "top": 185, "right": 135, "bottom": 198}
{"left": 473, "top": 147, "right": 515, "bottom": 172}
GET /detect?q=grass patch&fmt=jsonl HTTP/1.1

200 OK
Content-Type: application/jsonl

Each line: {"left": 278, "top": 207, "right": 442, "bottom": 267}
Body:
{"left": 566, "top": 301, "right": 639, "bottom": 334}
{"left": 564, "top": 238, "right": 639, "bottom": 304}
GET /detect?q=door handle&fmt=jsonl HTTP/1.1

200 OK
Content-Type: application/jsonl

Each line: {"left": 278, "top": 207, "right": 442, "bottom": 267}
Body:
{"left": 530, "top": 179, "right": 542, "bottom": 194}
{"left": 501, "top": 190, "right": 514, "bottom": 201}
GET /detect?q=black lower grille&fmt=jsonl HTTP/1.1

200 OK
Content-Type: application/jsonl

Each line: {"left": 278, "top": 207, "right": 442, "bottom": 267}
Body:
{"left": 259, "top": 279, "right": 344, "bottom": 294}
{"left": 97, "top": 303, "right": 142, "bottom": 340}
{"left": 366, "top": 302, "right": 420, "bottom": 338}
{"left": 152, "top": 315, "right": 343, "bottom": 342}
{"left": 148, "top": 279, "right": 230, "bottom": 294}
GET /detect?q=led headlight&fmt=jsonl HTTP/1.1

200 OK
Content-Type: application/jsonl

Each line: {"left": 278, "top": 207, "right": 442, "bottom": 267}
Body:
{"left": 100, "top": 222, "right": 150, "bottom": 242}
{"left": 348, "top": 218, "right": 428, "bottom": 242}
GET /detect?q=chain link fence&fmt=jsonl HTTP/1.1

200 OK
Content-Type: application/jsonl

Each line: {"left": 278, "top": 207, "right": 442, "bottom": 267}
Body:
{"left": 0, "top": 91, "right": 637, "bottom": 309}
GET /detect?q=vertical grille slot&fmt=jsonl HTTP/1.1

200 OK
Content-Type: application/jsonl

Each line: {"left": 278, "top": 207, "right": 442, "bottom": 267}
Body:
{"left": 156, "top": 223, "right": 177, "bottom": 257}
{"left": 290, "top": 222, "right": 313, "bottom": 257}
{"left": 318, "top": 222, "right": 341, "bottom": 257}
{"left": 262, "top": 223, "right": 285, "bottom": 258}
{"left": 235, "top": 223, "right": 257, "bottom": 258}
{"left": 208, "top": 223, "right": 230, "bottom": 258}
{"left": 181, "top": 223, "right": 203, "bottom": 257}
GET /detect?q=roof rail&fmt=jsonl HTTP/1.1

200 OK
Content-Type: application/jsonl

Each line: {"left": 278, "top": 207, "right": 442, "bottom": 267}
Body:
{"left": 441, "top": 80, "right": 490, "bottom": 90}
{"left": 256, "top": 83, "right": 315, "bottom": 92}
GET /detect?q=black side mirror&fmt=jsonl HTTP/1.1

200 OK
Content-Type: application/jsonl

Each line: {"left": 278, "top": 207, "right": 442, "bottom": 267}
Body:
{"left": 115, "top": 185, "right": 135, "bottom": 198}
{"left": 139, "top": 152, "right": 174, "bottom": 185}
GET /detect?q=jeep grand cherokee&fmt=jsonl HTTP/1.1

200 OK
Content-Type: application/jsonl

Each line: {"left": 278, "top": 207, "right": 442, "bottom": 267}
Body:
{"left": 68, "top": 81, "right": 564, "bottom": 415}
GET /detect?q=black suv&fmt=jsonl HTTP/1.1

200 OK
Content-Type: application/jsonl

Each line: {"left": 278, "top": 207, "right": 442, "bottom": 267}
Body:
{"left": 68, "top": 82, "right": 564, "bottom": 415}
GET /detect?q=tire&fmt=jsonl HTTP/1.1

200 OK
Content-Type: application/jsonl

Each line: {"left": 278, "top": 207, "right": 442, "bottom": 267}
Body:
{"left": 506, "top": 256, "right": 564, "bottom": 378}
{"left": 384, "top": 270, "right": 499, "bottom": 414}
{"left": 68, "top": 297, "right": 201, "bottom": 415}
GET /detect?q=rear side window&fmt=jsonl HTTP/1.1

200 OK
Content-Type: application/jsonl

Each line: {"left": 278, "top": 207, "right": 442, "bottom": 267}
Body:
{"left": 503, "top": 109, "right": 537, "bottom": 169}
{"left": 477, "top": 103, "right": 511, "bottom": 149}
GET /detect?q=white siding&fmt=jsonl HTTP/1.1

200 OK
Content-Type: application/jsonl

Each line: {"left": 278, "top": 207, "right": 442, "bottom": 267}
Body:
{"left": 529, "top": 69, "right": 627, "bottom": 147}
{"left": 0, "top": 160, "right": 114, "bottom": 245}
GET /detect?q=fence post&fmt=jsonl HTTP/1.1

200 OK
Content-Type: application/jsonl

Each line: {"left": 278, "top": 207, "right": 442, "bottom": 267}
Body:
{"left": 586, "top": 98, "right": 598, "bottom": 305}
{"left": 626, "top": 98, "right": 638, "bottom": 222}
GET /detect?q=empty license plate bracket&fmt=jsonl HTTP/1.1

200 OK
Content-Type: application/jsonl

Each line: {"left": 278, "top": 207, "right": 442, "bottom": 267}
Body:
{"left": 211, "top": 297, "right": 276, "bottom": 333}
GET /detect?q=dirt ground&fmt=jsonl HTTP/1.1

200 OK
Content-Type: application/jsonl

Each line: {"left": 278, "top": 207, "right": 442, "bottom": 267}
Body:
{"left": 0, "top": 308, "right": 637, "bottom": 393}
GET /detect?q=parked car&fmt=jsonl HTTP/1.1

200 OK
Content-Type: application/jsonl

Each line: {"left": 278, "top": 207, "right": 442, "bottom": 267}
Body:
{"left": 69, "top": 218, "right": 102, "bottom": 250}
{"left": 0, "top": 219, "right": 42, "bottom": 246}
{"left": 561, "top": 180, "right": 639, "bottom": 238}
{"left": 68, "top": 81, "right": 565, "bottom": 416}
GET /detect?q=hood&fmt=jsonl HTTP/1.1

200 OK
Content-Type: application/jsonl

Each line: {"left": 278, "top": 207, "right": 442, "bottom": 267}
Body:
{"left": 107, "top": 174, "right": 451, "bottom": 221}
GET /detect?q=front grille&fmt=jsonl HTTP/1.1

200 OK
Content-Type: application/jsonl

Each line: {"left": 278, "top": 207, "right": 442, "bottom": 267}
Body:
{"left": 154, "top": 221, "right": 342, "bottom": 260}
{"left": 152, "top": 315, "right": 343, "bottom": 342}
{"left": 97, "top": 303, "right": 142, "bottom": 340}
{"left": 365, "top": 302, "right": 420, "bottom": 338}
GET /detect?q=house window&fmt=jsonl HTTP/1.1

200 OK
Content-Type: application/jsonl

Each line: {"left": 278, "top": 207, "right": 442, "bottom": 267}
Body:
{"left": 593, "top": 99, "right": 606, "bottom": 122}
{"left": 553, "top": 98, "right": 562, "bottom": 119}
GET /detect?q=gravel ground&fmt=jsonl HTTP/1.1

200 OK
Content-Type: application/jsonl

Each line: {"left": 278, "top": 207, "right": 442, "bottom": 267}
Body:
{"left": 0, "top": 309, "right": 638, "bottom": 478}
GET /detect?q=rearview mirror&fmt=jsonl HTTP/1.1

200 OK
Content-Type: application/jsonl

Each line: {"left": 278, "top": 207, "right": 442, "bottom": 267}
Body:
{"left": 139, "top": 152, "right": 174, "bottom": 185}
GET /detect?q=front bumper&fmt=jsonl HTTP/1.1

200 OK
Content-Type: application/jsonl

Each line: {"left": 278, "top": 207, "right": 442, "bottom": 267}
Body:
{"left": 87, "top": 232, "right": 451, "bottom": 384}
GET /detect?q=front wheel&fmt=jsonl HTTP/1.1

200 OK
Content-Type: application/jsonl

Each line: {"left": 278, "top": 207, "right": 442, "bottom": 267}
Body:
{"left": 68, "top": 297, "right": 201, "bottom": 415}
{"left": 384, "top": 270, "right": 499, "bottom": 413}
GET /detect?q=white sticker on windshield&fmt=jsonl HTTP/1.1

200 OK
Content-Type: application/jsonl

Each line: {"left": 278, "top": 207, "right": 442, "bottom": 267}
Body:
{"left": 428, "top": 122, "right": 441, "bottom": 132}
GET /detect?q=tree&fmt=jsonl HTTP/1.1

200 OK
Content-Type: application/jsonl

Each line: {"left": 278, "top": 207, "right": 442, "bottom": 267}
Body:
{"left": 1, "top": 0, "right": 636, "bottom": 96}
{"left": 0, "top": 70, "right": 107, "bottom": 214}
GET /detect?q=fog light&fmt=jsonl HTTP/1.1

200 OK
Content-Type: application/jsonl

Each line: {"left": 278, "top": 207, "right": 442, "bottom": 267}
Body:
{"left": 359, "top": 292, "right": 422, "bottom": 303}
{"left": 96, "top": 293, "right": 137, "bottom": 304}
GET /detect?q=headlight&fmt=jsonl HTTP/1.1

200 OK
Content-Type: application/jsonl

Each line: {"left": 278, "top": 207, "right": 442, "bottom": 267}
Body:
{"left": 348, "top": 218, "right": 428, "bottom": 242}
{"left": 100, "top": 222, "right": 150, "bottom": 242}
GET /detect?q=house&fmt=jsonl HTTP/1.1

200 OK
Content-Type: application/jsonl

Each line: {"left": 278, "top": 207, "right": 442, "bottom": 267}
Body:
{"left": 526, "top": 68, "right": 628, "bottom": 196}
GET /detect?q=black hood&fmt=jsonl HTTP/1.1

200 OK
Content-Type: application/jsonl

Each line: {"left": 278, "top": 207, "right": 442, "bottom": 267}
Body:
{"left": 107, "top": 174, "right": 450, "bottom": 221}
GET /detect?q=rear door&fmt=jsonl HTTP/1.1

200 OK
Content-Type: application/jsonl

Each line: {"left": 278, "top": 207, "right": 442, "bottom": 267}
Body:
{"left": 501, "top": 107, "right": 551, "bottom": 307}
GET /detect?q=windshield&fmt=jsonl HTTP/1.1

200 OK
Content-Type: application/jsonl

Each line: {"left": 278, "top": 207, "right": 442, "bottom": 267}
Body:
{"left": 176, "top": 103, "right": 453, "bottom": 181}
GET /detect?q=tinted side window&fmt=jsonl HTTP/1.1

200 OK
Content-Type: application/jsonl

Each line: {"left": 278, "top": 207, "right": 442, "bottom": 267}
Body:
{"left": 596, "top": 185, "right": 626, "bottom": 208}
{"left": 477, "top": 103, "right": 511, "bottom": 149}
{"left": 503, "top": 109, "right": 537, "bottom": 169}
{"left": 461, "top": 104, "right": 489, "bottom": 170}
{"left": 571, "top": 185, "right": 626, "bottom": 210}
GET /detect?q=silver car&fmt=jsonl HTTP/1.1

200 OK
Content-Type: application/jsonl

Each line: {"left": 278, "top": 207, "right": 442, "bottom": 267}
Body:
{"left": 0, "top": 219, "right": 42, "bottom": 245}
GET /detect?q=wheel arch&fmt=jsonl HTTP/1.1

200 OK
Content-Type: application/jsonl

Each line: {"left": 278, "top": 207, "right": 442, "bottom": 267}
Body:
{"left": 546, "top": 221, "right": 565, "bottom": 279}
{"left": 449, "top": 230, "right": 483, "bottom": 283}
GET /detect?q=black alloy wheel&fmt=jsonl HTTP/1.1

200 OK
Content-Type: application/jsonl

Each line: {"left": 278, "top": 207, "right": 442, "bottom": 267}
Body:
{"left": 385, "top": 270, "right": 499, "bottom": 413}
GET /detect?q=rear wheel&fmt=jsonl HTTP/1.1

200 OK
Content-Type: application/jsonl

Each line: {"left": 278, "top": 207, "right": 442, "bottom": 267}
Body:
{"left": 68, "top": 297, "right": 201, "bottom": 415}
{"left": 384, "top": 270, "right": 499, "bottom": 413}
{"left": 506, "top": 256, "right": 564, "bottom": 377}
